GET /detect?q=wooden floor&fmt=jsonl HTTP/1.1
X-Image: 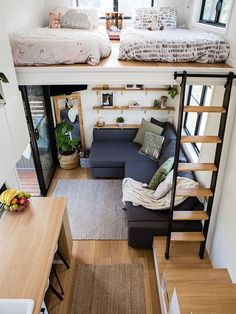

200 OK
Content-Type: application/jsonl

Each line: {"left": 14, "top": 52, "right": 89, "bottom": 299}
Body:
{"left": 45, "top": 167, "right": 160, "bottom": 314}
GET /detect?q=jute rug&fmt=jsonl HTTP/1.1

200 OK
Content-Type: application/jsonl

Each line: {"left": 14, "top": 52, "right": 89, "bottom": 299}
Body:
{"left": 53, "top": 179, "right": 127, "bottom": 240}
{"left": 71, "top": 264, "right": 146, "bottom": 314}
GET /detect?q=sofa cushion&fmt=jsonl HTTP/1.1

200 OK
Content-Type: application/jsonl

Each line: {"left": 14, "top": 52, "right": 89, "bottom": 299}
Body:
{"left": 148, "top": 157, "right": 174, "bottom": 190}
{"left": 93, "top": 128, "right": 138, "bottom": 142}
{"left": 125, "top": 159, "right": 159, "bottom": 183}
{"left": 139, "top": 132, "right": 164, "bottom": 160}
{"left": 133, "top": 118, "right": 163, "bottom": 145}
{"left": 90, "top": 141, "right": 148, "bottom": 168}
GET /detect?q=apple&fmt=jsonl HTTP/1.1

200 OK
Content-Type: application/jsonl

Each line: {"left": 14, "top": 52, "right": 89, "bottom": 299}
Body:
{"left": 17, "top": 192, "right": 24, "bottom": 198}
{"left": 19, "top": 198, "right": 27, "bottom": 205}
{"left": 25, "top": 193, "right": 31, "bottom": 199}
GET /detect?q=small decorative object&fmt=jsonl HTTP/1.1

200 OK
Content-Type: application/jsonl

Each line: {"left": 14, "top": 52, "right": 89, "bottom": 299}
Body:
{"left": 101, "top": 91, "right": 114, "bottom": 107}
{"left": 106, "top": 12, "right": 123, "bottom": 31}
{"left": 116, "top": 116, "right": 125, "bottom": 127}
{"left": 0, "top": 189, "right": 31, "bottom": 214}
{"left": 168, "top": 85, "right": 178, "bottom": 99}
{"left": 55, "top": 121, "right": 79, "bottom": 169}
{"left": 97, "top": 116, "right": 105, "bottom": 127}
{"left": 154, "top": 99, "right": 161, "bottom": 108}
{"left": 125, "top": 84, "right": 145, "bottom": 90}
{"left": 160, "top": 96, "right": 168, "bottom": 109}
{"left": 102, "top": 84, "right": 109, "bottom": 90}
{"left": 79, "top": 149, "right": 90, "bottom": 168}
{"left": 48, "top": 11, "right": 61, "bottom": 29}
{"left": 129, "top": 101, "right": 142, "bottom": 110}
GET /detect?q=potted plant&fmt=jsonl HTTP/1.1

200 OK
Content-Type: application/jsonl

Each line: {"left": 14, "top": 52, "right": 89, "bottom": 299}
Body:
{"left": 116, "top": 116, "right": 125, "bottom": 127}
{"left": 55, "top": 121, "right": 79, "bottom": 170}
{"left": 168, "top": 85, "right": 178, "bottom": 99}
{"left": 0, "top": 72, "right": 9, "bottom": 104}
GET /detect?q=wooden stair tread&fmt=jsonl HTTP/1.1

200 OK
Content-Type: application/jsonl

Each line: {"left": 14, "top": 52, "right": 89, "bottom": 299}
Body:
{"left": 178, "top": 163, "right": 217, "bottom": 172}
{"left": 176, "top": 187, "right": 213, "bottom": 197}
{"left": 184, "top": 106, "right": 226, "bottom": 113}
{"left": 181, "top": 135, "right": 222, "bottom": 143}
{"left": 173, "top": 211, "right": 209, "bottom": 221}
{"left": 164, "top": 268, "right": 232, "bottom": 284}
{"left": 171, "top": 232, "right": 205, "bottom": 242}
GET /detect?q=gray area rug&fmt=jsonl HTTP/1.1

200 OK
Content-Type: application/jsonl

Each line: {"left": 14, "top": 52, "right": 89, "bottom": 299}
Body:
{"left": 53, "top": 179, "right": 127, "bottom": 240}
{"left": 71, "top": 264, "right": 146, "bottom": 314}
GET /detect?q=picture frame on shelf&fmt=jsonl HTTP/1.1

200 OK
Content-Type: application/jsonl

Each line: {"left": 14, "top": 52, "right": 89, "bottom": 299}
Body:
{"left": 101, "top": 91, "right": 114, "bottom": 107}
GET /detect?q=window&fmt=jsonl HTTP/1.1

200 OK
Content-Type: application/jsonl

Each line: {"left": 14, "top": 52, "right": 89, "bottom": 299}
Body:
{"left": 200, "top": 0, "right": 232, "bottom": 27}
{"left": 184, "top": 86, "right": 209, "bottom": 154}
{"left": 74, "top": 0, "right": 155, "bottom": 17}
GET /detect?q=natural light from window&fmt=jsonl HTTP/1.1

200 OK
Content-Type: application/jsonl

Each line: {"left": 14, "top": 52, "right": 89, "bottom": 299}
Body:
{"left": 201, "top": 0, "right": 232, "bottom": 26}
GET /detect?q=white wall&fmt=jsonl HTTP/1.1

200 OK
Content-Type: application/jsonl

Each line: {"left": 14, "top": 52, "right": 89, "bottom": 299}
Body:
{"left": 44, "top": 0, "right": 72, "bottom": 13}
{"left": 79, "top": 85, "right": 177, "bottom": 147}
{"left": 2, "top": 0, "right": 47, "bottom": 32}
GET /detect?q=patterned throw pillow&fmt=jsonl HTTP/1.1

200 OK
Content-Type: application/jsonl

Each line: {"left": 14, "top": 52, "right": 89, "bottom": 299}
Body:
{"left": 133, "top": 118, "right": 163, "bottom": 145}
{"left": 139, "top": 132, "right": 164, "bottom": 160}
{"left": 158, "top": 7, "right": 177, "bottom": 29}
{"left": 132, "top": 7, "right": 160, "bottom": 29}
{"left": 148, "top": 157, "right": 174, "bottom": 190}
{"left": 60, "top": 9, "right": 93, "bottom": 30}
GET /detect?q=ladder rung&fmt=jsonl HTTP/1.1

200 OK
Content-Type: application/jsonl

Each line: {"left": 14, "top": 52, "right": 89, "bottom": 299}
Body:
{"left": 178, "top": 163, "right": 217, "bottom": 172}
{"left": 173, "top": 211, "right": 209, "bottom": 221}
{"left": 181, "top": 136, "right": 222, "bottom": 144}
{"left": 176, "top": 187, "right": 213, "bottom": 197}
{"left": 183, "top": 106, "right": 226, "bottom": 113}
{"left": 171, "top": 232, "right": 205, "bottom": 241}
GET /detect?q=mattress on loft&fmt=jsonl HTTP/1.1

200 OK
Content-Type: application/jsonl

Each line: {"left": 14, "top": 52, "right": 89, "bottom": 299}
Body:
{"left": 119, "top": 27, "right": 230, "bottom": 63}
{"left": 10, "top": 26, "right": 111, "bottom": 66}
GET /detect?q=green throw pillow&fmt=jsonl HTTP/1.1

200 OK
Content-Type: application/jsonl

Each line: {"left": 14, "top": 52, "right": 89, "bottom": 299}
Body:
{"left": 139, "top": 132, "right": 164, "bottom": 160}
{"left": 148, "top": 157, "right": 175, "bottom": 190}
{"left": 133, "top": 118, "right": 163, "bottom": 145}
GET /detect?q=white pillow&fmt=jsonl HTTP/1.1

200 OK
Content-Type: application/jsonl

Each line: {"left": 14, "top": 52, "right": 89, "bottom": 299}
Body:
{"left": 53, "top": 7, "right": 99, "bottom": 28}
{"left": 60, "top": 10, "right": 92, "bottom": 29}
{"left": 154, "top": 170, "right": 173, "bottom": 200}
{"left": 158, "top": 7, "right": 177, "bottom": 29}
{"left": 132, "top": 7, "right": 160, "bottom": 29}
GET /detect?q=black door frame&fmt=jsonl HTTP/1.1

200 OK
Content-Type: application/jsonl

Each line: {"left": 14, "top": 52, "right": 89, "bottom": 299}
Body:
{"left": 19, "top": 86, "right": 57, "bottom": 196}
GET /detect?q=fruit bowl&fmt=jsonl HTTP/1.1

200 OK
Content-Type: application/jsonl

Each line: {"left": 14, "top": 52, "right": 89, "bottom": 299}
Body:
{"left": 0, "top": 189, "right": 31, "bottom": 215}
{"left": 8, "top": 200, "right": 30, "bottom": 215}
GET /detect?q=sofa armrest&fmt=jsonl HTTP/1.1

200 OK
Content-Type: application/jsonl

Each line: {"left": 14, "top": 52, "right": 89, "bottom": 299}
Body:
{"left": 93, "top": 128, "right": 138, "bottom": 142}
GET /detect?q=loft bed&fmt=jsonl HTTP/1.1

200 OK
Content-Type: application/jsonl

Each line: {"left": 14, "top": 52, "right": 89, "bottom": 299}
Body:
{"left": 15, "top": 42, "right": 233, "bottom": 86}
{"left": 119, "top": 27, "right": 230, "bottom": 64}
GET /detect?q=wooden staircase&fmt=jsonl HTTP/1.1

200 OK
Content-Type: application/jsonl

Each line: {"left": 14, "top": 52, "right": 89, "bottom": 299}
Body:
{"left": 153, "top": 238, "right": 236, "bottom": 314}
{"left": 165, "top": 71, "right": 235, "bottom": 259}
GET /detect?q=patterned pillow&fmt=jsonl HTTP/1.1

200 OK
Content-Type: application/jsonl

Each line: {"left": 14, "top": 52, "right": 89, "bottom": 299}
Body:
{"left": 158, "top": 7, "right": 177, "bottom": 29}
{"left": 132, "top": 7, "right": 160, "bottom": 29}
{"left": 154, "top": 170, "right": 173, "bottom": 199}
{"left": 139, "top": 132, "right": 164, "bottom": 160}
{"left": 148, "top": 157, "right": 174, "bottom": 190}
{"left": 60, "top": 10, "right": 92, "bottom": 29}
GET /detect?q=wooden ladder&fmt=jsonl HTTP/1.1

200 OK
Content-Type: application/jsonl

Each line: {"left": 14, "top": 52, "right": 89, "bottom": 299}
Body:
{"left": 165, "top": 71, "right": 235, "bottom": 259}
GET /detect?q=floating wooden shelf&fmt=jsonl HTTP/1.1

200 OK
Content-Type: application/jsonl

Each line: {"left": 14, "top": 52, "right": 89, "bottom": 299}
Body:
{"left": 92, "top": 87, "right": 169, "bottom": 93}
{"left": 92, "top": 105, "right": 175, "bottom": 113}
{"left": 176, "top": 187, "right": 213, "bottom": 197}
{"left": 184, "top": 106, "right": 226, "bottom": 113}
{"left": 181, "top": 136, "right": 221, "bottom": 144}
{"left": 171, "top": 232, "right": 205, "bottom": 242}
{"left": 94, "top": 124, "right": 140, "bottom": 129}
{"left": 178, "top": 163, "right": 217, "bottom": 172}
{"left": 173, "top": 211, "right": 209, "bottom": 221}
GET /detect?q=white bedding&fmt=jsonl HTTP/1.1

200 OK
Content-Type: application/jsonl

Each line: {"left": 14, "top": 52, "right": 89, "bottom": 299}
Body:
{"left": 119, "top": 27, "right": 230, "bottom": 63}
{"left": 10, "top": 26, "right": 111, "bottom": 66}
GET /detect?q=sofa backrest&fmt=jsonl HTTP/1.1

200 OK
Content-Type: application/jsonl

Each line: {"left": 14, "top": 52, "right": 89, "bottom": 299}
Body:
{"left": 93, "top": 128, "right": 138, "bottom": 142}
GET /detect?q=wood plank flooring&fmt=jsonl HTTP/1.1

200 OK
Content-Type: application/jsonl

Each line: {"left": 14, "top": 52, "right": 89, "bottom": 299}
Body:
{"left": 45, "top": 167, "right": 160, "bottom": 314}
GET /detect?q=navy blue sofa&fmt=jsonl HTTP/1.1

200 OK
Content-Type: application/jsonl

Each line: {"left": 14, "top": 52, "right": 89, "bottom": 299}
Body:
{"left": 90, "top": 123, "right": 203, "bottom": 248}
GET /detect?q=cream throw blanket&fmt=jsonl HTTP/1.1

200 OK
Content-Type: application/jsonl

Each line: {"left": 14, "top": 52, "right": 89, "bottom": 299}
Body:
{"left": 122, "top": 177, "right": 199, "bottom": 210}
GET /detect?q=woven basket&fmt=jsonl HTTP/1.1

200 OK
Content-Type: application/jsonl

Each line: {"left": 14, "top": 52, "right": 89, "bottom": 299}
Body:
{"left": 58, "top": 151, "right": 79, "bottom": 170}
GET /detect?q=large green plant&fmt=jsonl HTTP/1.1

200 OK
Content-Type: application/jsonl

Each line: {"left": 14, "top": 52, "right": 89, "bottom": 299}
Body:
{"left": 55, "top": 121, "right": 78, "bottom": 155}
{"left": 0, "top": 72, "right": 9, "bottom": 100}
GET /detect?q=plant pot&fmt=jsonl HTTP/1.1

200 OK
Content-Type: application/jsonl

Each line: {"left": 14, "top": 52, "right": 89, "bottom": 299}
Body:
{"left": 117, "top": 122, "right": 124, "bottom": 128}
{"left": 58, "top": 151, "right": 79, "bottom": 170}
